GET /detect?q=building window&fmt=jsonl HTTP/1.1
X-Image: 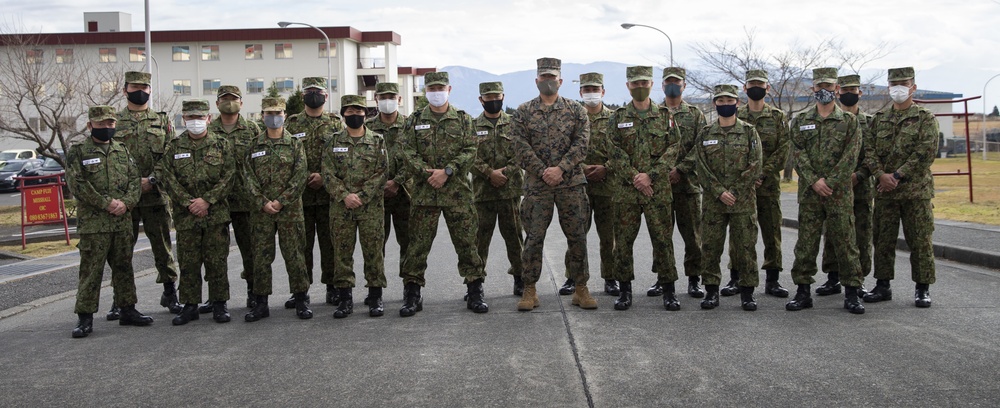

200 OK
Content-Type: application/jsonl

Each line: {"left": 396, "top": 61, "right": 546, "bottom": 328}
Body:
{"left": 203, "top": 79, "right": 221, "bottom": 95}
{"left": 173, "top": 79, "right": 191, "bottom": 96}
{"left": 245, "top": 44, "right": 262, "bottom": 60}
{"left": 201, "top": 45, "right": 219, "bottom": 61}
{"left": 129, "top": 47, "right": 146, "bottom": 62}
{"left": 275, "top": 43, "right": 293, "bottom": 59}
{"left": 246, "top": 78, "right": 264, "bottom": 94}
{"left": 99, "top": 47, "right": 117, "bottom": 63}
{"left": 318, "top": 42, "right": 337, "bottom": 58}
{"left": 172, "top": 46, "right": 190, "bottom": 62}
{"left": 330, "top": 78, "right": 338, "bottom": 92}
{"left": 173, "top": 114, "right": 185, "bottom": 130}
{"left": 26, "top": 49, "right": 43, "bottom": 64}
{"left": 55, "top": 49, "right": 73, "bottom": 64}
{"left": 101, "top": 81, "right": 117, "bottom": 97}
{"left": 274, "top": 77, "right": 294, "bottom": 93}
{"left": 29, "top": 117, "right": 48, "bottom": 132}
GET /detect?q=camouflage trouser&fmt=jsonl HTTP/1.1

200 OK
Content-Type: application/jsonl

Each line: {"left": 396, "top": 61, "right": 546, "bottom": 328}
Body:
{"left": 576, "top": 193, "right": 614, "bottom": 281}
{"left": 331, "top": 204, "right": 386, "bottom": 289}
{"left": 671, "top": 192, "right": 703, "bottom": 278}
{"left": 791, "top": 203, "right": 862, "bottom": 287}
{"left": 872, "top": 198, "right": 935, "bottom": 284}
{"left": 303, "top": 204, "right": 336, "bottom": 285}
{"left": 384, "top": 191, "right": 411, "bottom": 277}
{"left": 701, "top": 207, "right": 759, "bottom": 287}
{"left": 613, "top": 201, "right": 677, "bottom": 283}
{"left": 401, "top": 205, "right": 486, "bottom": 286}
{"left": 822, "top": 198, "right": 873, "bottom": 277}
{"left": 231, "top": 211, "right": 255, "bottom": 282}
{"left": 75, "top": 230, "right": 138, "bottom": 314}
{"left": 476, "top": 198, "right": 524, "bottom": 277}
{"left": 755, "top": 193, "right": 783, "bottom": 271}
{"left": 176, "top": 224, "right": 231, "bottom": 304}
{"left": 251, "top": 219, "right": 310, "bottom": 296}
{"left": 131, "top": 205, "right": 178, "bottom": 284}
{"left": 521, "top": 186, "right": 590, "bottom": 285}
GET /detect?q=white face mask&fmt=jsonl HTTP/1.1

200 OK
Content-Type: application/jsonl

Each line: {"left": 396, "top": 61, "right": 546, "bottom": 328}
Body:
{"left": 425, "top": 91, "right": 449, "bottom": 108}
{"left": 185, "top": 119, "right": 207, "bottom": 135}
{"left": 378, "top": 98, "right": 398, "bottom": 114}
{"left": 581, "top": 93, "right": 603, "bottom": 107}
{"left": 889, "top": 85, "right": 911, "bottom": 104}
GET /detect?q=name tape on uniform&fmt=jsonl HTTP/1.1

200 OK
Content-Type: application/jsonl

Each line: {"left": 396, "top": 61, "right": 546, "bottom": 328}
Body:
{"left": 476, "top": 130, "right": 489, "bottom": 136}
{"left": 703, "top": 140, "right": 719, "bottom": 146}
{"left": 292, "top": 133, "right": 306, "bottom": 138}
{"left": 332, "top": 147, "right": 349, "bottom": 153}
{"left": 799, "top": 124, "right": 816, "bottom": 131}
{"left": 82, "top": 158, "right": 101, "bottom": 165}
{"left": 251, "top": 151, "right": 267, "bottom": 159}
{"left": 617, "top": 122, "right": 634, "bottom": 129}
{"left": 174, "top": 153, "right": 191, "bottom": 160}
{"left": 414, "top": 124, "right": 431, "bottom": 130}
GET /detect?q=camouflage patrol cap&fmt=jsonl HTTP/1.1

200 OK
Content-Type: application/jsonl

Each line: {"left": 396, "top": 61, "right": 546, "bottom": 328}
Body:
{"left": 88, "top": 105, "right": 117, "bottom": 122}
{"left": 812, "top": 67, "right": 839, "bottom": 85}
{"left": 302, "top": 77, "right": 327, "bottom": 90}
{"left": 662, "top": 67, "right": 686, "bottom": 80}
{"left": 838, "top": 74, "right": 862, "bottom": 87}
{"left": 626, "top": 66, "right": 654, "bottom": 82}
{"left": 182, "top": 99, "right": 210, "bottom": 115}
{"left": 479, "top": 82, "right": 503, "bottom": 95}
{"left": 341, "top": 94, "right": 366, "bottom": 109}
{"left": 217, "top": 85, "right": 242, "bottom": 98}
{"left": 746, "top": 69, "right": 769, "bottom": 83}
{"left": 124, "top": 71, "right": 151, "bottom": 85}
{"left": 537, "top": 57, "right": 561, "bottom": 76}
{"left": 261, "top": 97, "right": 286, "bottom": 112}
{"left": 579, "top": 72, "right": 603, "bottom": 87}
{"left": 888, "top": 67, "right": 915, "bottom": 81}
{"left": 375, "top": 82, "right": 399, "bottom": 95}
{"left": 713, "top": 84, "right": 740, "bottom": 100}
{"left": 424, "top": 72, "right": 449, "bottom": 87}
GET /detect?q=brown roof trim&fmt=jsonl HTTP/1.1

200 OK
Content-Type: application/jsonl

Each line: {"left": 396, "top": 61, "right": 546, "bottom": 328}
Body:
{"left": 0, "top": 26, "right": 401, "bottom": 46}
{"left": 415, "top": 68, "right": 437, "bottom": 75}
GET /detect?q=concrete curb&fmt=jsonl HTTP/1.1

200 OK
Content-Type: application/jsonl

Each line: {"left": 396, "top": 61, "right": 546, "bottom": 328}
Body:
{"left": 0, "top": 265, "right": 158, "bottom": 320}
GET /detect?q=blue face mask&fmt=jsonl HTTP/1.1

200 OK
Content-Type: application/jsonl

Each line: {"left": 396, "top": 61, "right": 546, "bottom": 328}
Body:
{"left": 663, "top": 83, "right": 682, "bottom": 98}
{"left": 263, "top": 114, "right": 284, "bottom": 129}
{"left": 716, "top": 104, "right": 737, "bottom": 118}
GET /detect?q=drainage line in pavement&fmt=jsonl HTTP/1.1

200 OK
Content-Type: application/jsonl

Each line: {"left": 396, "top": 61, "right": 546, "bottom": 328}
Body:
{"left": 548, "top": 272, "right": 595, "bottom": 408}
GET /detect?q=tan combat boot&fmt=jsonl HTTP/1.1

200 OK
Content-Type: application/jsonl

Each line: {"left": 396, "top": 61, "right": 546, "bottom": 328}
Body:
{"left": 517, "top": 284, "right": 539, "bottom": 311}
{"left": 572, "top": 284, "right": 598, "bottom": 309}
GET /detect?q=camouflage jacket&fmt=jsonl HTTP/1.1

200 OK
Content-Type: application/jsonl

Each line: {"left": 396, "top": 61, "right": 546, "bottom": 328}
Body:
{"left": 321, "top": 128, "right": 388, "bottom": 219}
{"left": 286, "top": 112, "right": 344, "bottom": 206}
{"left": 398, "top": 104, "right": 477, "bottom": 207}
{"left": 582, "top": 104, "right": 614, "bottom": 197}
{"left": 865, "top": 104, "right": 938, "bottom": 200}
{"left": 159, "top": 131, "right": 235, "bottom": 230}
{"left": 852, "top": 111, "right": 875, "bottom": 201}
{"left": 664, "top": 101, "right": 707, "bottom": 194}
{"left": 606, "top": 103, "right": 682, "bottom": 204}
{"left": 695, "top": 119, "right": 762, "bottom": 214}
{"left": 208, "top": 115, "right": 260, "bottom": 212}
{"left": 790, "top": 105, "right": 861, "bottom": 207}
{"left": 114, "top": 108, "right": 171, "bottom": 207}
{"left": 367, "top": 113, "right": 410, "bottom": 197}
{"left": 244, "top": 130, "right": 308, "bottom": 221}
{"left": 738, "top": 103, "right": 789, "bottom": 197}
{"left": 472, "top": 111, "right": 524, "bottom": 202}
{"left": 511, "top": 96, "right": 590, "bottom": 194}
{"left": 66, "top": 139, "right": 140, "bottom": 234}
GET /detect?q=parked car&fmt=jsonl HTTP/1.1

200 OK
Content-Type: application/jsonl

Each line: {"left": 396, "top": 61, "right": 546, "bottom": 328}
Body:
{"left": 0, "top": 149, "right": 39, "bottom": 164}
{"left": 0, "top": 159, "right": 44, "bottom": 192}
{"left": 22, "top": 154, "right": 69, "bottom": 188}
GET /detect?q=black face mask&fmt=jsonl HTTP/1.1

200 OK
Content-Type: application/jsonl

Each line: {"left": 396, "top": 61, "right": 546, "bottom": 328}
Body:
{"left": 92, "top": 128, "right": 116, "bottom": 142}
{"left": 663, "top": 83, "right": 682, "bottom": 98}
{"left": 746, "top": 87, "right": 767, "bottom": 101}
{"left": 344, "top": 114, "right": 365, "bottom": 129}
{"left": 126, "top": 90, "right": 150, "bottom": 106}
{"left": 482, "top": 100, "right": 504, "bottom": 114}
{"left": 716, "top": 104, "right": 738, "bottom": 118}
{"left": 304, "top": 93, "right": 326, "bottom": 109}
{"left": 839, "top": 92, "right": 860, "bottom": 107}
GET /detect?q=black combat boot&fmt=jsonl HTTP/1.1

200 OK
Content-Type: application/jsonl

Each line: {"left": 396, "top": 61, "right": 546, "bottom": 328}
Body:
{"left": 700, "top": 285, "right": 720, "bottom": 309}
{"left": 604, "top": 279, "right": 620, "bottom": 296}
{"left": 863, "top": 279, "right": 892, "bottom": 303}
{"left": 513, "top": 275, "right": 525, "bottom": 297}
{"left": 246, "top": 281, "right": 256, "bottom": 309}
{"left": 197, "top": 301, "right": 213, "bottom": 314}
{"left": 244, "top": 295, "right": 269, "bottom": 322}
{"left": 764, "top": 270, "right": 789, "bottom": 297}
{"left": 171, "top": 303, "right": 200, "bottom": 326}
{"left": 333, "top": 288, "right": 353, "bottom": 318}
{"left": 614, "top": 281, "right": 633, "bottom": 310}
{"left": 119, "top": 305, "right": 154, "bottom": 326}
{"left": 212, "top": 301, "right": 231, "bottom": 323}
{"left": 687, "top": 276, "right": 705, "bottom": 298}
{"left": 106, "top": 305, "right": 120, "bottom": 321}
{"left": 785, "top": 284, "right": 813, "bottom": 311}
{"left": 399, "top": 282, "right": 423, "bottom": 317}
{"left": 161, "top": 282, "right": 182, "bottom": 314}
{"left": 466, "top": 279, "right": 489, "bottom": 314}
{"left": 326, "top": 284, "right": 339, "bottom": 305}
{"left": 815, "top": 271, "right": 842, "bottom": 296}
{"left": 662, "top": 282, "right": 680, "bottom": 311}
{"left": 72, "top": 313, "right": 93, "bottom": 338}
{"left": 294, "top": 292, "right": 313, "bottom": 319}
{"left": 285, "top": 293, "right": 310, "bottom": 309}
{"left": 366, "top": 287, "right": 384, "bottom": 317}
{"left": 914, "top": 283, "right": 932, "bottom": 308}
{"left": 646, "top": 281, "right": 663, "bottom": 297}
{"left": 559, "top": 278, "right": 576, "bottom": 295}
{"left": 720, "top": 270, "right": 740, "bottom": 296}
{"left": 740, "top": 286, "right": 757, "bottom": 311}
{"left": 844, "top": 286, "right": 865, "bottom": 314}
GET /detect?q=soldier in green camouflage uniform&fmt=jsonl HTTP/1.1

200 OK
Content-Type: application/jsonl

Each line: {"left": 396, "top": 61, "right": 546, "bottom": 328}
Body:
{"left": 323, "top": 95, "right": 389, "bottom": 318}
{"left": 472, "top": 81, "right": 525, "bottom": 296}
{"left": 368, "top": 82, "right": 411, "bottom": 282}
{"left": 114, "top": 71, "right": 181, "bottom": 318}
{"left": 695, "top": 84, "right": 762, "bottom": 311}
{"left": 243, "top": 97, "right": 313, "bottom": 322}
{"left": 606, "top": 66, "right": 682, "bottom": 311}
{"left": 512, "top": 58, "right": 597, "bottom": 311}
{"left": 660, "top": 67, "right": 706, "bottom": 299}
{"left": 285, "top": 77, "right": 344, "bottom": 307}
{"left": 817, "top": 74, "right": 875, "bottom": 297}
{"left": 784, "top": 68, "right": 865, "bottom": 314}
{"left": 68, "top": 105, "right": 153, "bottom": 338}
{"left": 863, "top": 67, "right": 939, "bottom": 308}
{"left": 159, "top": 100, "right": 235, "bottom": 324}
{"left": 398, "top": 72, "right": 489, "bottom": 316}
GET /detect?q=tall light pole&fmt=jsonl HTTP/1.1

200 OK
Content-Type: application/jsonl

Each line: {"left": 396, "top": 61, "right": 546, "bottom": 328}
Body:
{"left": 278, "top": 21, "right": 333, "bottom": 110}
{"left": 141, "top": 51, "right": 160, "bottom": 110}
{"left": 621, "top": 23, "right": 673, "bottom": 67}
{"left": 983, "top": 73, "right": 1000, "bottom": 161}
{"left": 143, "top": 0, "right": 151, "bottom": 74}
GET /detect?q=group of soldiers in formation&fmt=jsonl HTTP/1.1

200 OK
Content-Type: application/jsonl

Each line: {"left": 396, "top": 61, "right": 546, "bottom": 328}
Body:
{"left": 67, "top": 57, "right": 940, "bottom": 339}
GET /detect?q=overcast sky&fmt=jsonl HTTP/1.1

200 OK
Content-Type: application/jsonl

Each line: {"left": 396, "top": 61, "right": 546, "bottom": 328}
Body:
{"left": 4, "top": 0, "right": 1000, "bottom": 110}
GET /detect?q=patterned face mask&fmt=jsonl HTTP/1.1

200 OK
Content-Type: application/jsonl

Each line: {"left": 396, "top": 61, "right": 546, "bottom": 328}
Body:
{"left": 814, "top": 88, "right": 836, "bottom": 105}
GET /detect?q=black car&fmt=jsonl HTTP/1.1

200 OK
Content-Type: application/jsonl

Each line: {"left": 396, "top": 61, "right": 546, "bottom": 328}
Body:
{"left": 0, "top": 159, "right": 44, "bottom": 192}
{"left": 23, "top": 155, "right": 67, "bottom": 187}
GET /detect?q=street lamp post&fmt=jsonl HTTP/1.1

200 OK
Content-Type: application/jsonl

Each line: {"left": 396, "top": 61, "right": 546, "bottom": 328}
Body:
{"left": 278, "top": 21, "right": 333, "bottom": 110}
{"left": 982, "top": 73, "right": 1000, "bottom": 161}
{"left": 621, "top": 23, "right": 673, "bottom": 67}
{"left": 141, "top": 51, "right": 160, "bottom": 110}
